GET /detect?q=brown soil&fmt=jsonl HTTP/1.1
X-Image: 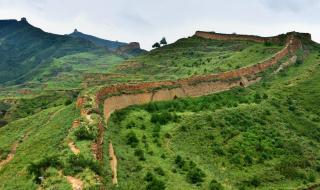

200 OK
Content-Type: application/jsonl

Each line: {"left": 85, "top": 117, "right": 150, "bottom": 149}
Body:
{"left": 0, "top": 143, "right": 18, "bottom": 170}
{"left": 72, "top": 120, "right": 80, "bottom": 129}
{"left": 67, "top": 176, "right": 83, "bottom": 190}
{"left": 0, "top": 131, "right": 30, "bottom": 170}
{"left": 109, "top": 142, "right": 118, "bottom": 185}
{"left": 68, "top": 141, "right": 80, "bottom": 155}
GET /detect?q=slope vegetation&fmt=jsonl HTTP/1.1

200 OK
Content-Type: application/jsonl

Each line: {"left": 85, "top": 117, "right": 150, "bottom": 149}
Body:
{"left": 77, "top": 31, "right": 320, "bottom": 189}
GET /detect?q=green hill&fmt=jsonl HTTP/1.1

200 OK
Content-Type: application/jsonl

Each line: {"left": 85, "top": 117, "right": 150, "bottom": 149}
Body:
{"left": 104, "top": 37, "right": 320, "bottom": 189}
{"left": 0, "top": 27, "right": 320, "bottom": 190}
{"left": 0, "top": 18, "right": 124, "bottom": 86}
{"left": 115, "top": 36, "right": 283, "bottom": 80}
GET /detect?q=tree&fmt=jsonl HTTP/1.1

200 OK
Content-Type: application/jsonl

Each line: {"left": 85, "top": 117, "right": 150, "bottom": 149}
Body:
{"left": 152, "top": 42, "right": 161, "bottom": 49}
{"left": 160, "top": 37, "right": 167, "bottom": 45}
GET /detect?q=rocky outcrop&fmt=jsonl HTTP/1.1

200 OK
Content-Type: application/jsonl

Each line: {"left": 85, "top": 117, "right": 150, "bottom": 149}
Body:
{"left": 116, "top": 42, "right": 146, "bottom": 56}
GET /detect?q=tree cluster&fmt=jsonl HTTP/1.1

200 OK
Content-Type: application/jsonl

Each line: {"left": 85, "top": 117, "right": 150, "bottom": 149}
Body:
{"left": 152, "top": 37, "right": 167, "bottom": 49}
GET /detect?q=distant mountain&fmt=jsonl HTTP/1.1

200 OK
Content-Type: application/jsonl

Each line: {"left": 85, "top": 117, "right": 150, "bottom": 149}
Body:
{"left": 0, "top": 18, "right": 146, "bottom": 85}
{"left": 0, "top": 18, "right": 123, "bottom": 85}
{"left": 69, "top": 29, "right": 127, "bottom": 51}
{"left": 69, "top": 29, "right": 147, "bottom": 56}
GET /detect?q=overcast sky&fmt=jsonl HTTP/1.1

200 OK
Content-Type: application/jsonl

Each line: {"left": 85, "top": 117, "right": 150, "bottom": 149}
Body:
{"left": 0, "top": 0, "right": 319, "bottom": 49}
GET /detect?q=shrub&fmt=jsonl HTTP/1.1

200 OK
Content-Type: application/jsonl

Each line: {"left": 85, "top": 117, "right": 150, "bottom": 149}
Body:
{"left": 64, "top": 154, "right": 102, "bottom": 176}
{"left": 151, "top": 111, "right": 177, "bottom": 125}
{"left": 134, "top": 149, "right": 146, "bottom": 161}
{"left": 295, "top": 59, "right": 303, "bottom": 66}
{"left": 126, "top": 131, "right": 139, "bottom": 147}
{"left": 209, "top": 179, "right": 224, "bottom": 190}
{"left": 175, "top": 155, "right": 185, "bottom": 168}
{"left": 264, "top": 41, "right": 272, "bottom": 47}
{"left": 186, "top": 167, "right": 206, "bottom": 184}
{"left": 27, "top": 155, "right": 62, "bottom": 183}
{"left": 249, "top": 176, "right": 261, "bottom": 187}
{"left": 0, "top": 148, "right": 10, "bottom": 160}
{"left": 144, "top": 172, "right": 154, "bottom": 182}
{"left": 154, "top": 167, "right": 165, "bottom": 176}
{"left": 127, "top": 121, "right": 137, "bottom": 129}
{"left": 0, "top": 120, "right": 8, "bottom": 127}
{"left": 146, "top": 178, "right": 166, "bottom": 190}
{"left": 64, "top": 99, "right": 72, "bottom": 106}
{"left": 74, "top": 124, "right": 97, "bottom": 140}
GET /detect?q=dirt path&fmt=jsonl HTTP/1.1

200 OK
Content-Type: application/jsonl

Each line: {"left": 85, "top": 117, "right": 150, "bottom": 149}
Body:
{"left": 44, "top": 107, "right": 65, "bottom": 126}
{"left": 68, "top": 141, "right": 80, "bottom": 155}
{"left": 0, "top": 130, "right": 31, "bottom": 170}
{"left": 109, "top": 142, "right": 118, "bottom": 185}
{"left": 0, "top": 143, "right": 18, "bottom": 170}
{"left": 67, "top": 176, "right": 83, "bottom": 190}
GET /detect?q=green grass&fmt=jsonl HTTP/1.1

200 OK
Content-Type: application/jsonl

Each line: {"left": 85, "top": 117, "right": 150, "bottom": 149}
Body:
{"left": 104, "top": 47, "right": 320, "bottom": 189}
{"left": 0, "top": 105, "right": 79, "bottom": 189}
{"left": 115, "top": 36, "right": 283, "bottom": 81}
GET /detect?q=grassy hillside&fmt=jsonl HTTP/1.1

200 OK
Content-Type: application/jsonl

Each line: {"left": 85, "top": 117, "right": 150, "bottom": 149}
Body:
{"left": 0, "top": 28, "right": 319, "bottom": 190}
{"left": 0, "top": 105, "right": 78, "bottom": 189}
{"left": 103, "top": 42, "right": 320, "bottom": 189}
{"left": 115, "top": 36, "right": 283, "bottom": 81}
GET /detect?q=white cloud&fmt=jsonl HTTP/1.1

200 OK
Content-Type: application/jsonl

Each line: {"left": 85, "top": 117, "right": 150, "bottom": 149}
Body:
{"left": 0, "top": 0, "right": 319, "bottom": 49}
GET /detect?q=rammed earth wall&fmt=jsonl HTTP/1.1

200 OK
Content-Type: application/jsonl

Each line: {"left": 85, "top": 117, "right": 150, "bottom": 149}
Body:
{"left": 97, "top": 32, "right": 303, "bottom": 121}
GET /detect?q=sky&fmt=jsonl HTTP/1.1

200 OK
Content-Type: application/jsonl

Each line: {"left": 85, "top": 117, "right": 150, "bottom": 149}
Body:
{"left": 0, "top": 0, "right": 319, "bottom": 50}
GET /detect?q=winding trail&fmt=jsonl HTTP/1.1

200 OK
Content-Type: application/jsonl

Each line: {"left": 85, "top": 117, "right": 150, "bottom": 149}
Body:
{"left": 0, "top": 143, "right": 18, "bottom": 170}
{"left": 66, "top": 119, "right": 83, "bottom": 189}
{"left": 0, "top": 130, "right": 30, "bottom": 170}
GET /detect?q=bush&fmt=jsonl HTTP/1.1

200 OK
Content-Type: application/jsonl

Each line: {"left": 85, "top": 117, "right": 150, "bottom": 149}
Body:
{"left": 27, "top": 155, "right": 62, "bottom": 183}
{"left": 209, "top": 179, "right": 224, "bottom": 190}
{"left": 0, "top": 148, "right": 10, "bottom": 160}
{"left": 264, "top": 41, "right": 272, "bottom": 47}
{"left": 144, "top": 172, "right": 154, "bottom": 182}
{"left": 74, "top": 124, "right": 97, "bottom": 140}
{"left": 146, "top": 178, "right": 166, "bottom": 190}
{"left": 0, "top": 120, "right": 8, "bottom": 127}
{"left": 126, "top": 131, "right": 139, "bottom": 147}
{"left": 134, "top": 149, "right": 146, "bottom": 161}
{"left": 64, "top": 154, "right": 102, "bottom": 176}
{"left": 151, "top": 111, "right": 177, "bottom": 125}
{"left": 154, "top": 167, "right": 165, "bottom": 176}
{"left": 186, "top": 167, "right": 206, "bottom": 184}
{"left": 175, "top": 155, "right": 185, "bottom": 168}
{"left": 64, "top": 99, "right": 73, "bottom": 106}
{"left": 295, "top": 59, "right": 303, "bottom": 66}
{"left": 249, "top": 176, "right": 261, "bottom": 187}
